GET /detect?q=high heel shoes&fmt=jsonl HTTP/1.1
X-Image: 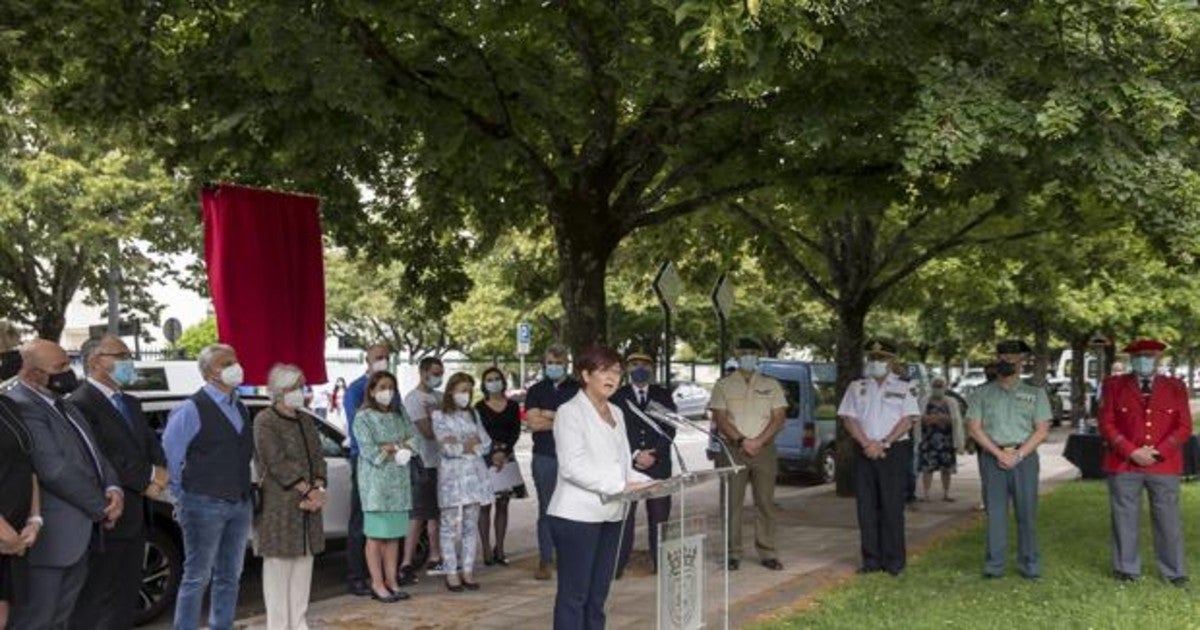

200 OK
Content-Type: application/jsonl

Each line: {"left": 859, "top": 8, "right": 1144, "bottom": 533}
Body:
{"left": 462, "top": 573, "right": 481, "bottom": 591}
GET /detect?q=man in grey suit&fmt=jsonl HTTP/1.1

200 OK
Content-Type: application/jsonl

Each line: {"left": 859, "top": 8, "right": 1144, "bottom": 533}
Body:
{"left": 5, "top": 339, "right": 123, "bottom": 630}
{"left": 70, "top": 335, "right": 168, "bottom": 630}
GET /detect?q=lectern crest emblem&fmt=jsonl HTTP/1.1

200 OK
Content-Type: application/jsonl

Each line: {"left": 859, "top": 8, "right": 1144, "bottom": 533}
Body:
{"left": 659, "top": 535, "right": 704, "bottom": 629}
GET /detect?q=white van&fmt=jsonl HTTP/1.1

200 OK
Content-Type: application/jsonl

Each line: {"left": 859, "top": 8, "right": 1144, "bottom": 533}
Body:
{"left": 127, "top": 360, "right": 207, "bottom": 394}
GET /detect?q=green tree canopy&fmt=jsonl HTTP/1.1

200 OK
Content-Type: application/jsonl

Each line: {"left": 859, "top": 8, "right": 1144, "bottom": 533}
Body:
{"left": 0, "top": 85, "right": 190, "bottom": 340}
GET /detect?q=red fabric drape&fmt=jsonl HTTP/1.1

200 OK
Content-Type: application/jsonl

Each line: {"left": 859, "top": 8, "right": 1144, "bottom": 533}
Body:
{"left": 202, "top": 184, "right": 327, "bottom": 385}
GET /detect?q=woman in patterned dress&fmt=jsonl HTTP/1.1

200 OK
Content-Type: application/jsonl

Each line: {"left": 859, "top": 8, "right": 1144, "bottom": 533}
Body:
{"left": 918, "top": 377, "right": 964, "bottom": 501}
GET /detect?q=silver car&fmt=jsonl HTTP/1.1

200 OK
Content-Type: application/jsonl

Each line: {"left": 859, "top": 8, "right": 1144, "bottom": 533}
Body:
{"left": 671, "top": 381, "right": 712, "bottom": 420}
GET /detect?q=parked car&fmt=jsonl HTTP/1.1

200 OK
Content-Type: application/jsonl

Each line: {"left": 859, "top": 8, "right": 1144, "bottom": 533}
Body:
{"left": 953, "top": 368, "right": 988, "bottom": 393}
{"left": 760, "top": 360, "right": 838, "bottom": 483}
{"left": 671, "top": 381, "right": 711, "bottom": 420}
{"left": 132, "top": 392, "right": 428, "bottom": 625}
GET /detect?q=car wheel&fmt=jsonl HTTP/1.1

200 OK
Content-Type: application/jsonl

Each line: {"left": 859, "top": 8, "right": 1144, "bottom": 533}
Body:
{"left": 137, "top": 527, "right": 182, "bottom": 626}
{"left": 819, "top": 446, "right": 837, "bottom": 484}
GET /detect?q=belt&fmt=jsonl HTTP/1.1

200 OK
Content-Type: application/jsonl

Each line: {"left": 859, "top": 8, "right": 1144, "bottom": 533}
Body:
{"left": 998, "top": 444, "right": 1023, "bottom": 449}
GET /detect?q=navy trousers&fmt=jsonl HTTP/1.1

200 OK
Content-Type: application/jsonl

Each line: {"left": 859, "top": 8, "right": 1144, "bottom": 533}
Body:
{"left": 550, "top": 516, "right": 622, "bottom": 630}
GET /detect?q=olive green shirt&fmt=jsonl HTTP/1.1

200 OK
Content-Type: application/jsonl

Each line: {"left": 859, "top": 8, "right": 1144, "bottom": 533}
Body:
{"left": 965, "top": 380, "right": 1052, "bottom": 446}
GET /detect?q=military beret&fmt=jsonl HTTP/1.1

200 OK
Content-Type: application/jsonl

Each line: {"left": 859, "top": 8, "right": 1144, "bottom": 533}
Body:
{"left": 864, "top": 339, "right": 897, "bottom": 358}
{"left": 1123, "top": 338, "right": 1167, "bottom": 354}
{"left": 735, "top": 337, "right": 764, "bottom": 351}
{"left": 996, "top": 339, "right": 1032, "bottom": 354}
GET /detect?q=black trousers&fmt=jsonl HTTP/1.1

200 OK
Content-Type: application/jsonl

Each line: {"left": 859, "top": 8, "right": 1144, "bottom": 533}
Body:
{"left": 70, "top": 535, "right": 143, "bottom": 630}
{"left": 347, "top": 456, "right": 367, "bottom": 585}
{"left": 616, "top": 496, "right": 671, "bottom": 573}
{"left": 854, "top": 440, "right": 911, "bottom": 573}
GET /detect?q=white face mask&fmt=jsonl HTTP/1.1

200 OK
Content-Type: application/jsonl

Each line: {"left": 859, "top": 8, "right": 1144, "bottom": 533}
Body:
{"left": 484, "top": 379, "right": 505, "bottom": 394}
{"left": 453, "top": 392, "right": 472, "bottom": 409}
{"left": 425, "top": 374, "right": 443, "bottom": 390}
{"left": 865, "top": 361, "right": 890, "bottom": 379}
{"left": 370, "top": 359, "right": 388, "bottom": 374}
{"left": 282, "top": 389, "right": 305, "bottom": 409}
{"left": 374, "top": 389, "right": 395, "bottom": 407}
{"left": 220, "top": 363, "right": 244, "bottom": 388}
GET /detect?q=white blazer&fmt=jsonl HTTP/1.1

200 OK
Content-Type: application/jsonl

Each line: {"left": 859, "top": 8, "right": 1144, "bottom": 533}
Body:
{"left": 548, "top": 391, "right": 643, "bottom": 523}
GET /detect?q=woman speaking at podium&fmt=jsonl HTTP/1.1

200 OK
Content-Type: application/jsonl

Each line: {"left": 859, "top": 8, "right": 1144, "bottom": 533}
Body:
{"left": 548, "top": 345, "right": 651, "bottom": 629}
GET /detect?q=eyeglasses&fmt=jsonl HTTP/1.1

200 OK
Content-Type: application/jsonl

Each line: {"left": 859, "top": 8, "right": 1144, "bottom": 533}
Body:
{"left": 98, "top": 352, "right": 133, "bottom": 360}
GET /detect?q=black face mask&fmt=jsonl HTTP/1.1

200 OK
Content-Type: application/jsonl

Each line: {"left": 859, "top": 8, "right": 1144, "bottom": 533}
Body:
{"left": 995, "top": 361, "right": 1017, "bottom": 378}
{"left": 46, "top": 369, "right": 79, "bottom": 396}
{"left": 0, "top": 349, "right": 20, "bottom": 381}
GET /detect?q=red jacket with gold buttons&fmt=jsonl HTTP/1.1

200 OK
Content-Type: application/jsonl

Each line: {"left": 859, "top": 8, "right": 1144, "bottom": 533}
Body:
{"left": 1098, "top": 374, "right": 1193, "bottom": 474}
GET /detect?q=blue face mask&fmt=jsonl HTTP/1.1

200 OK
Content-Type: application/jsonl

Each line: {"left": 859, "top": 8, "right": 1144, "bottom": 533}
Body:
{"left": 630, "top": 366, "right": 652, "bottom": 384}
{"left": 545, "top": 364, "right": 566, "bottom": 381}
{"left": 1131, "top": 356, "right": 1156, "bottom": 377}
{"left": 738, "top": 354, "right": 759, "bottom": 372}
{"left": 112, "top": 360, "right": 137, "bottom": 387}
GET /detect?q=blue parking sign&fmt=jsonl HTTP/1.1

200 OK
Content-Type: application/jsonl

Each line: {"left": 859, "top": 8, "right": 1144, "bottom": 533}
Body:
{"left": 517, "top": 322, "right": 532, "bottom": 355}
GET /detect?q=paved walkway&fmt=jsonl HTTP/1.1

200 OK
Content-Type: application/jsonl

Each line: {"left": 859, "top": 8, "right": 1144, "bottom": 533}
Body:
{"left": 236, "top": 428, "right": 1082, "bottom": 629}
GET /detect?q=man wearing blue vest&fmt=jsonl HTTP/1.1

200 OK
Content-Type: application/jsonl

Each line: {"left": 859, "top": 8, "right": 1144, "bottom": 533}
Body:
{"left": 163, "top": 344, "right": 255, "bottom": 630}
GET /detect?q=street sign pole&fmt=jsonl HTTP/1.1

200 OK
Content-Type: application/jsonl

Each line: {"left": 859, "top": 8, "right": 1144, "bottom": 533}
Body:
{"left": 711, "top": 272, "right": 733, "bottom": 374}
{"left": 653, "top": 261, "right": 682, "bottom": 386}
{"left": 164, "top": 317, "right": 183, "bottom": 359}
{"left": 1085, "top": 334, "right": 1111, "bottom": 433}
{"left": 517, "top": 322, "right": 532, "bottom": 386}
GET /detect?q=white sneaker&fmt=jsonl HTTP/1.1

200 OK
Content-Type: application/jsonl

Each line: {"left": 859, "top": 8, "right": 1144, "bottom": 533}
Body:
{"left": 426, "top": 561, "right": 450, "bottom": 576}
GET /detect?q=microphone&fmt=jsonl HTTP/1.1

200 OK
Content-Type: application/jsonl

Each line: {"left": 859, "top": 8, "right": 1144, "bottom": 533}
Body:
{"left": 645, "top": 401, "right": 691, "bottom": 427}
{"left": 625, "top": 401, "right": 688, "bottom": 474}
{"left": 646, "top": 401, "right": 742, "bottom": 471}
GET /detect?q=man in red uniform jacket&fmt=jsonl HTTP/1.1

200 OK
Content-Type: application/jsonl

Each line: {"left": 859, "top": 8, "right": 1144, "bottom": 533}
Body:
{"left": 1098, "top": 338, "right": 1192, "bottom": 585}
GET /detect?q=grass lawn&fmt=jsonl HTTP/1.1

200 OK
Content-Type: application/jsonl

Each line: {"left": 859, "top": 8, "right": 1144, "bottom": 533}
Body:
{"left": 757, "top": 480, "right": 1200, "bottom": 629}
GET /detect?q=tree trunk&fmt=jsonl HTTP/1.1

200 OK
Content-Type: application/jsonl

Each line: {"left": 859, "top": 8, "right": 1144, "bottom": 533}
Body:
{"left": 32, "top": 310, "right": 66, "bottom": 343}
{"left": 1031, "top": 317, "right": 1050, "bottom": 386}
{"left": 549, "top": 198, "right": 622, "bottom": 354}
{"left": 1188, "top": 347, "right": 1196, "bottom": 392}
{"left": 1069, "top": 334, "right": 1088, "bottom": 427}
{"left": 833, "top": 303, "right": 868, "bottom": 497}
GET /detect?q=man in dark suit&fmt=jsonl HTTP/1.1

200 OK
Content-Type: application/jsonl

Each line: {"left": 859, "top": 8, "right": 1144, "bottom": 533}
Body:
{"left": 612, "top": 350, "right": 677, "bottom": 576}
{"left": 5, "top": 339, "right": 123, "bottom": 630}
{"left": 69, "top": 336, "right": 168, "bottom": 629}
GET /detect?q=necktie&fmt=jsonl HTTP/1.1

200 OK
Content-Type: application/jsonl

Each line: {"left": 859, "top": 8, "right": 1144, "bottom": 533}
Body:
{"left": 55, "top": 400, "right": 104, "bottom": 484}
{"left": 111, "top": 393, "right": 133, "bottom": 430}
{"left": 1141, "top": 378, "right": 1152, "bottom": 401}
{"left": 638, "top": 389, "right": 647, "bottom": 407}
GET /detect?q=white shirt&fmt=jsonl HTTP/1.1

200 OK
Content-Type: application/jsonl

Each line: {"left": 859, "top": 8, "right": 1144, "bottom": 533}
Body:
{"left": 548, "top": 391, "right": 646, "bottom": 523}
{"left": 836, "top": 374, "right": 921, "bottom": 441}
{"left": 403, "top": 388, "right": 443, "bottom": 468}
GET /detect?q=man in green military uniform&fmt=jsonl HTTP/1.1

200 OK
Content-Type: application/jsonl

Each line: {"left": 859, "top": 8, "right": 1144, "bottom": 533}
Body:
{"left": 966, "top": 339, "right": 1052, "bottom": 579}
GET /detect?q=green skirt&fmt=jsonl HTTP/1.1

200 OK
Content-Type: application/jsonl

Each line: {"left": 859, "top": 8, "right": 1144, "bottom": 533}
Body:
{"left": 363, "top": 511, "right": 410, "bottom": 539}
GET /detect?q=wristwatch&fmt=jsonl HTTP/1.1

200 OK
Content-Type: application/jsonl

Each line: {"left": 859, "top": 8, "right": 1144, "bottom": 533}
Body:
{"left": 881, "top": 439, "right": 891, "bottom": 450}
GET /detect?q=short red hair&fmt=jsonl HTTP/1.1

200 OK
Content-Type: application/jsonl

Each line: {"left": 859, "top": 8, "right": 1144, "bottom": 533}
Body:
{"left": 573, "top": 345, "right": 622, "bottom": 379}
